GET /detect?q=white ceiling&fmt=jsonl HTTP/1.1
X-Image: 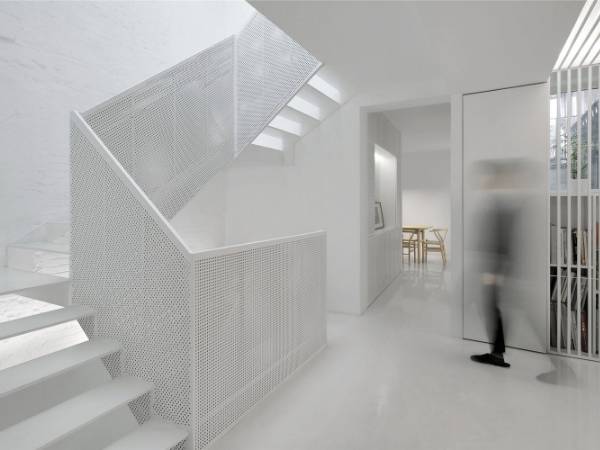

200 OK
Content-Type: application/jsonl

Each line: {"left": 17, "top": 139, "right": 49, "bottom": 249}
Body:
{"left": 251, "top": 1, "right": 583, "bottom": 94}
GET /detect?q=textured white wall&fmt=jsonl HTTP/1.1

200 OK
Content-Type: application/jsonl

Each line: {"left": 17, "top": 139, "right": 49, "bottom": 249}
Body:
{"left": 0, "top": 1, "right": 254, "bottom": 264}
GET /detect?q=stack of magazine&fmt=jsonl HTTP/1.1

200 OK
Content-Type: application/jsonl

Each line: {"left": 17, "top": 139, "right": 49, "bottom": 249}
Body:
{"left": 550, "top": 271, "right": 589, "bottom": 352}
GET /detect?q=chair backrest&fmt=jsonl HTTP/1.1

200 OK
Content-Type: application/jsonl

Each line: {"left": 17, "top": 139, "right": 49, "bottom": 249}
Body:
{"left": 431, "top": 228, "right": 448, "bottom": 243}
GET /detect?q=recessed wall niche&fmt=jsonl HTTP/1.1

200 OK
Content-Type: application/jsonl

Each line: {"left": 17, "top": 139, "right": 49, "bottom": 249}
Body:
{"left": 373, "top": 144, "right": 398, "bottom": 232}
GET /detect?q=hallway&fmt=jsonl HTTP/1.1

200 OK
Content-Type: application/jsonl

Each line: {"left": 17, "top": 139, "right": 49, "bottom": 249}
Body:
{"left": 210, "top": 265, "right": 600, "bottom": 450}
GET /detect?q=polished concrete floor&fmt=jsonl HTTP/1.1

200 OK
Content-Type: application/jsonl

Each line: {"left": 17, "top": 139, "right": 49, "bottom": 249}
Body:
{"left": 211, "top": 259, "right": 600, "bottom": 450}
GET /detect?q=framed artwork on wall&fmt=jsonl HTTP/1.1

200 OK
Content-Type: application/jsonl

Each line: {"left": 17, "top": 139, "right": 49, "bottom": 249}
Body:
{"left": 374, "top": 201, "right": 384, "bottom": 230}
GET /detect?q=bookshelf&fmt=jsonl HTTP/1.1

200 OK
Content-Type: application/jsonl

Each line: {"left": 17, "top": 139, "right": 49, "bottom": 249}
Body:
{"left": 549, "top": 66, "right": 600, "bottom": 360}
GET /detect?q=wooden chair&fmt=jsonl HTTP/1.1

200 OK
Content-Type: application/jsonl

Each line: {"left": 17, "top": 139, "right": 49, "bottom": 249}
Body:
{"left": 424, "top": 228, "right": 448, "bottom": 266}
{"left": 402, "top": 230, "right": 418, "bottom": 264}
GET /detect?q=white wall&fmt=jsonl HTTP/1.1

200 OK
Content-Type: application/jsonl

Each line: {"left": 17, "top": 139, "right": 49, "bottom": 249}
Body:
{"left": 366, "top": 114, "right": 402, "bottom": 307}
{"left": 400, "top": 150, "right": 451, "bottom": 254}
{"left": 385, "top": 103, "right": 451, "bottom": 257}
{"left": 0, "top": 1, "right": 254, "bottom": 265}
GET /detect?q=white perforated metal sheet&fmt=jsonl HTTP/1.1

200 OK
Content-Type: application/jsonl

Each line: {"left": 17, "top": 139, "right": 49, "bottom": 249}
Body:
{"left": 192, "top": 234, "right": 326, "bottom": 447}
{"left": 72, "top": 119, "right": 326, "bottom": 449}
{"left": 236, "top": 13, "right": 321, "bottom": 153}
{"left": 71, "top": 11, "right": 326, "bottom": 450}
{"left": 83, "top": 38, "right": 235, "bottom": 220}
{"left": 71, "top": 125, "right": 192, "bottom": 426}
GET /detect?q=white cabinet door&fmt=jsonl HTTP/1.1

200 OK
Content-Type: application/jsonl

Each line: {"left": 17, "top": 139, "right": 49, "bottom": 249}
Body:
{"left": 463, "top": 83, "right": 548, "bottom": 353}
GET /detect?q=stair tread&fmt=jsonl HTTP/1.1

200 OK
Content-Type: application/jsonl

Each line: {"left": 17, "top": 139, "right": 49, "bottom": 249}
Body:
{"left": 0, "top": 267, "right": 67, "bottom": 296}
{"left": 268, "top": 116, "right": 303, "bottom": 137}
{"left": 0, "top": 305, "right": 95, "bottom": 340}
{"left": 304, "top": 80, "right": 341, "bottom": 104}
{"left": 287, "top": 96, "right": 321, "bottom": 120}
{"left": 0, "top": 376, "right": 153, "bottom": 449}
{"left": 252, "top": 129, "right": 288, "bottom": 151}
{"left": 104, "top": 419, "right": 188, "bottom": 450}
{"left": 0, "top": 338, "right": 121, "bottom": 398}
{"left": 8, "top": 241, "right": 70, "bottom": 254}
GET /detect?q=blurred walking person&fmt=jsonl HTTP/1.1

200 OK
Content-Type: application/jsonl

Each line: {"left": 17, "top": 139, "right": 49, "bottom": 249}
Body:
{"left": 470, "top": 159, "right": 522, "bottom": 368}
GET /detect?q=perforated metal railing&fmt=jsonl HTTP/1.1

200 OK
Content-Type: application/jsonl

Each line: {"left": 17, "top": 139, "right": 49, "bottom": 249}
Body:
{"left": 83, "top": 37, "right": 235, "bottom": 220}
{"left": 71, "top": 12, "right": 326, "bottom": 450}
{"left": 236, "top": 13, "right": 321, "bottom": 152}
{"left": 82, "top": 13, "right": 320, "bottom": 221}
{"left": 72, "top": 113, "right": 326, "bottom": 449}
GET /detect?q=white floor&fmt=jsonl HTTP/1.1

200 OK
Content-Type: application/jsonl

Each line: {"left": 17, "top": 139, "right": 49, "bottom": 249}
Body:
{"left": 210, "top": 259, "right": 600, "bottom": 450}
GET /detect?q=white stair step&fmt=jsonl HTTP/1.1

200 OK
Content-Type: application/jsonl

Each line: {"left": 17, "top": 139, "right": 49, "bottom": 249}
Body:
{"left": 280, "top": 105, "right": 319, "bottom": 130}
{"left": 7, "top": 245, "right": 70, "bottom": 278}
{"left": 268, "top": 115, "right": 303, "bottom": 136}
{"left": 0, "top": 304, "right": 95, "bottom": 340}
{"left": 0, "top": 338, "right": 121, "bottom": 398}
{"left": 307, "top": 72, "right": 343, "bottom": 103}
{"left": 252, "top": 127, "right": 296, "bottom": 151}
{"left": 295, "top": 84, "right": 339, "bottom": 119}
{"left": 0, "top": 376, "right": 153, "bottom": 450}
{"left": 0, "top": 267, "right": 68, "bottom": 296}
{"left": 104, "top": 419, "right": 188, "bottom": 450}
{"left": 287, "top": 94, "right": 322, "bottom": 120}
{"left": 8, "top": 241, "right": 70, "bottom": 254}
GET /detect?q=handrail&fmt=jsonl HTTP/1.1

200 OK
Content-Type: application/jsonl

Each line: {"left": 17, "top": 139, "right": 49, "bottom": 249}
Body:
{"left": 190, "top": 230, "right": 326, "bottom": 260}
{"left": 71, "top": 111, "right": 193, "bottom": 257}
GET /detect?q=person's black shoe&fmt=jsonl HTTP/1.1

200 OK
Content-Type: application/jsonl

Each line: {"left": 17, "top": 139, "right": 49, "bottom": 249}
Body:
{"left": 470, "top": 353, "right": 510, "bottom": 368}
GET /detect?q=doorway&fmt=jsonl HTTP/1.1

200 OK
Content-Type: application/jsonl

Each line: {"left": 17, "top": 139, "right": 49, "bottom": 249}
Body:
{"left": 384, "top": 103, "right": 452, "bottom": 272}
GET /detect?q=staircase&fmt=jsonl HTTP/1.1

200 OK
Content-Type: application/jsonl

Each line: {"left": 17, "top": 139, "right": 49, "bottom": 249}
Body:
{"left": 0, "top": 294, "right": 188, "bottom": 449}
{"left": 1, "top": 223, "right": 71, "bottom": 307}
{"left": 251, "top": 69, "right": 347, "bottom": 153}
{"left": 6, "top": 223, "right": 70, "bottom": 279}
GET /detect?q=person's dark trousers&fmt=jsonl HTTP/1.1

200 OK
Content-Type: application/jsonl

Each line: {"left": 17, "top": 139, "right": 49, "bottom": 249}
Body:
{"left": 489, "top": 284, "right": 505, "bottom": 355}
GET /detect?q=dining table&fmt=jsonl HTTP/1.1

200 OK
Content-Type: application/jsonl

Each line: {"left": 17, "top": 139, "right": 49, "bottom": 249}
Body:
{"left": 402, "top": 225, "right": 431, "bottom": 263}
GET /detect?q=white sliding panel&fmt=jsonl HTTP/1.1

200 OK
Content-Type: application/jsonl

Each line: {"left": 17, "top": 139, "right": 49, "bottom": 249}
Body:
{"left": 463, "top": 83, "right": 549, "bottom": 353}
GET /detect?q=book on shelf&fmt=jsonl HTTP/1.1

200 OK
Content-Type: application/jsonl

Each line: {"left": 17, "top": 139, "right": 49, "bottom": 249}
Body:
{"left": 550, "top": 270, "right": 590, "bottom": 352}
{"left": 550, "top": 226, "right": 591, "bottom": 266}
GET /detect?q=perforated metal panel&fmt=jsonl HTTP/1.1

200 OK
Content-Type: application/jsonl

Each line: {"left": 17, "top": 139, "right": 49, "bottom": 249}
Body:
{"left": 236, "top": 13, "right": 321, "bottom": 152}
{"left": 71, "top": 125, "right": 192, "bottom": 426}
{"left": 71, "top": 120, "right": 326, "bottom": 448}
{"left": 83, "top": 38, "right": 235, "bottom": 220}
{"left": 71, "top": 12, "right": 326, "bottom": 449}
{"left": 193, "top": 235, "right": 326, "bottom": 447}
